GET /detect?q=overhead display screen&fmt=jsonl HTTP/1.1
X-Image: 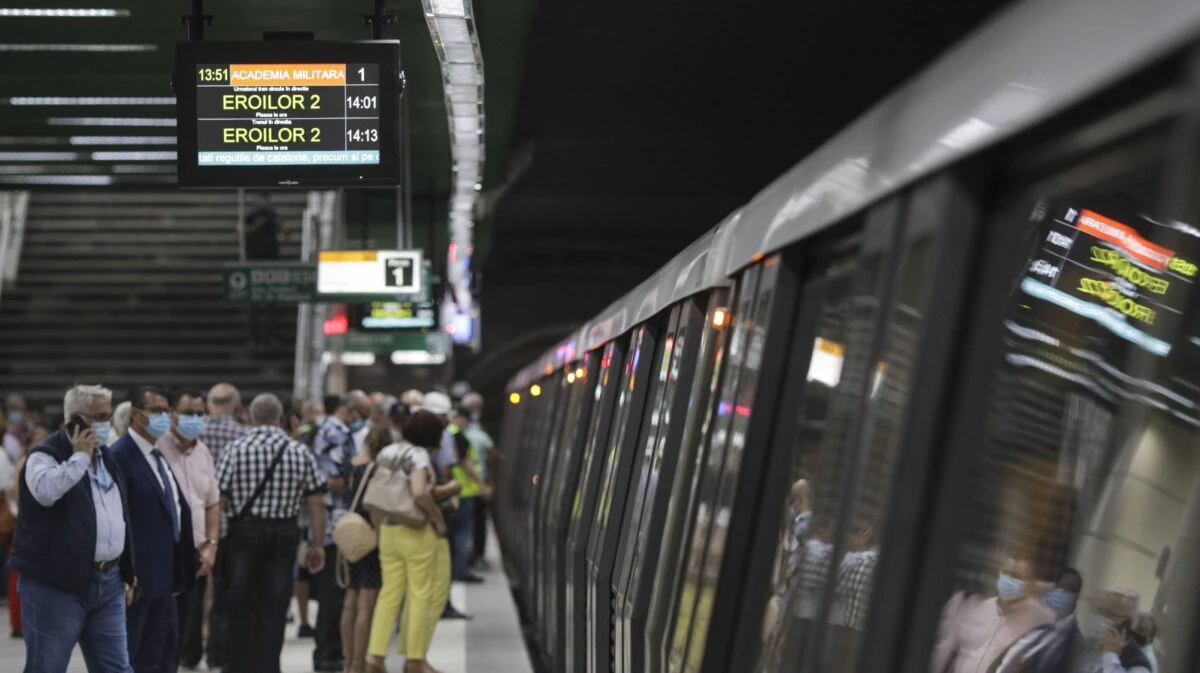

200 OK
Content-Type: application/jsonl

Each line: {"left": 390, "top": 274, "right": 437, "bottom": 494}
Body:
{"left": 357, "top": 301, "right": 436, "bottom": 329}
{"left": 317, "top": 250, "right": 422, "bottom": 298}
{"left": 175, "top": 41, "right": 401, "bottom": 188}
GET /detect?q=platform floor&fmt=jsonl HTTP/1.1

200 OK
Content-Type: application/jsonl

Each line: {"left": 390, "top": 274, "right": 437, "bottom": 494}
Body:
{"left": 0, "top": 529, "right": 531, "bottom": 673}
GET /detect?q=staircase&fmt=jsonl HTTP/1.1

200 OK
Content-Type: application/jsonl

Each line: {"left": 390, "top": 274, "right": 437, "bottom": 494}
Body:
{"left": 0, "top": 191, "right": 308, "bottom": 412}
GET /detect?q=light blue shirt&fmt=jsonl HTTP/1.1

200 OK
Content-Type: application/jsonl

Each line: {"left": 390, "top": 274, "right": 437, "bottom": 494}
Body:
{"left": 25, "top": 451, "right": 126, "bottom": 563}
{"left": 464, "top": 422, "right": 494, "bottom": 480}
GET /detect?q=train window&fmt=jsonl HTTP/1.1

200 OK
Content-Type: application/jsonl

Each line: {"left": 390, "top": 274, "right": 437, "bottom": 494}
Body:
{"left": 929, "top": 132, "right": 1200, "bottom": 673}
{"left": 669, "top": 268, "right": 761, "bottom": 673}
{"left": 680, "top": 255, "right": 786, "bottom": 673}
{"left": 648, "top": 291, "right": 733, "bottom": 673}
{"left": 566, "top": 339, "right": 626, "bottom": 673}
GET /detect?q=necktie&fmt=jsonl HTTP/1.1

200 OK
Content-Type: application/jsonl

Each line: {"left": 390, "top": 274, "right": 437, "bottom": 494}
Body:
{"left": 151, "top": 449, "right": 181, "bottom": 542}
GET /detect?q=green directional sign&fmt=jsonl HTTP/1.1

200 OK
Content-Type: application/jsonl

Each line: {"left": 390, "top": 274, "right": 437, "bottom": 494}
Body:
{"left": 325, "top": 331, "right": 432, "bottom": 353}
{"left": 222, "top": 262, "right": 318, "bottom": 304}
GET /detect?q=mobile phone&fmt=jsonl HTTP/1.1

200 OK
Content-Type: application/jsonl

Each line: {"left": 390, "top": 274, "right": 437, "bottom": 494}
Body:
{"left": 65, "top": 415, "right": 89, "bottom": 437}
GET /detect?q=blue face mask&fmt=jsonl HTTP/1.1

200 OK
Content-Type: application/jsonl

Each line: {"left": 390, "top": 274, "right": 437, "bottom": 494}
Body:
{"left": 90, "top": 422, "right": 113, "bottom": 446}
{"left": 145, "top": 412, "right": 171, "bottom": 439}
{"left": 1044, "top": 588, "right": 1076, "bottom": 616}
{"left": 7, "top": 411, "right": 22, "bottom": 425}
{"left": 177, "top": 416, "right": 205, "bottom": 440}
{"left": 349, "top": 419, "right": 367, "bottom": 433}
{"left": 997, "top": 574, "right": 1025, "bottom": 601}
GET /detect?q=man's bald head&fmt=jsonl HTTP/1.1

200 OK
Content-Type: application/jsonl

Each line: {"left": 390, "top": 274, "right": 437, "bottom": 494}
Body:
{"left": 462, "top": 392, "right": 483, "bottom": 415}
{"left": 400, "top": 389, "right": 423, "bottom": 406}
{"left": 207, "top": 383, "right": 241, "bottom": 416}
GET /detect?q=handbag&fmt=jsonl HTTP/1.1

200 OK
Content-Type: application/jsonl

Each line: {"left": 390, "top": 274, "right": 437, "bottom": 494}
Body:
{"left": 333, "top": 464, "right": 379, "bottom": 563}
{"left": 362, "top": 444, "right": 428, "bottom": 528}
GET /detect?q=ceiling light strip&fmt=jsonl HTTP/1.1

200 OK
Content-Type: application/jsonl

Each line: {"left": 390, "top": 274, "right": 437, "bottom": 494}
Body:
{"left": 8, "top": 97, "right": 174, "bottom": 106}
{"left": 0, "top": 44, "right": 154, "bottom": 52}
{"left": 69, "top": 135, "right": 176, "bottom": 145}
{"left": 48, "top": 117, "right": 176, "bottom": 127}
{"left": 423, "top": 0, "right": 485, "bottom": 317}
{"left": 0, "top": 8, "right": 130, "bottom": 17}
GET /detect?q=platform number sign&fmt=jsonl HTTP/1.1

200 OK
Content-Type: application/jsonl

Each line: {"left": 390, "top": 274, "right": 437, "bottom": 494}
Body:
{"left": 385, "top": 256, "right": 416, "bottom": 290}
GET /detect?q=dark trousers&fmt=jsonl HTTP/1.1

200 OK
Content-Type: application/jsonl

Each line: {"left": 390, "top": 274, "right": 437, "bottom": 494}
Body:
{"left": 127, "top": 593, "right": 179, "bottom": 673}
{"left": 177, "top": 575, "right": 207, "bottom": 667}
{"left": 450, "top": 497, "right": 477, "bottom": 580}
{"left": 312, "top": 543, "right": 344, "bottom": 665}
{"left": 224, "top": 518, "right": 299, "bottom": 673}
{"left": 205, "top": 543, "right": 228, "bottom": 668}
{"left": 471, "top": 498, "right": 488, "bottom": 563}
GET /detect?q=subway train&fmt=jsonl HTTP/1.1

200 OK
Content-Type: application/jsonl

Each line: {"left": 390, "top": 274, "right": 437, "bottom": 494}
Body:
{"left": 491, "top": 2, "right": 1200, "bottom": 673}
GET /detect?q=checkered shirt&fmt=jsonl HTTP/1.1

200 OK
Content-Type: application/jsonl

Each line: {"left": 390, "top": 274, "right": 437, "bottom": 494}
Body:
{"left": 215, "top": 425, "right": 325, "bottom": 521}
{"left": 834, "top": 547, "right": 879, "bottom": 630}
{"left": 199, "top": 414, "right": 249, "bottom": 465}
{"left": 312, "top": 417, "right": 358, "bottom": 544}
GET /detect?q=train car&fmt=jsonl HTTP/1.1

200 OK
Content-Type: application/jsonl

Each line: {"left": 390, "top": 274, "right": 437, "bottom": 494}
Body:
{"left": 493, "top": 1, "right": 1200, "bottom": 672}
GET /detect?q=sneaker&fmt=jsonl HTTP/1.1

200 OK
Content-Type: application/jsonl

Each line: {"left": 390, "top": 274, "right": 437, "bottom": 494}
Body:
{"left": 453, "top": 573, "right": 485, "bottom": 584}
{"left": 441, "top": 604, "right": 473, "bottom": 620}
{"left": 10, "top": 628, "right": 21, "bottom": 638}
{"left": 313, "top": 659, "right": 345, "bottom": 672}
{"left": 297, "top": 624, "right": 315, "bottom": 638}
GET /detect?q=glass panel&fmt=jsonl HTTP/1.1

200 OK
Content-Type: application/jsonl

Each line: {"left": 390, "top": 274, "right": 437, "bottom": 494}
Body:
{"left": 932, "top": 149, "right": 1200, "bottom": 673}
{"left": 669, "top": 267, "right": 761, "bottom": 673}
{"left": 684, "top": 256, "right": 785, "bottom": 673}
{"left": 649, "top": 293, "right": 734, "bottom": 673}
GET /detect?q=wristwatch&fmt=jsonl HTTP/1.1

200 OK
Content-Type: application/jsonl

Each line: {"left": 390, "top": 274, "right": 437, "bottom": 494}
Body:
{"left": 203, "top": 539, "right": 218, "bottom": 548}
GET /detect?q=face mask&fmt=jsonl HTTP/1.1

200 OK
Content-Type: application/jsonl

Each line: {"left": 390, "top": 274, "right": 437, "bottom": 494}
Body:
{"left": 1043, "top": 589, "right": 1076, "bottom": 616}
{"left": 91, "top": 422, "right": 113, "bottom": 446}
{"left": 1089, "top": 617, "right": 1113, "bottom": 640}
{"left": 145, "top": 412, "right": 171, "bottom": 438}
{"left": 996, "top": 574, "right": 1025, "bottom": 601}
{"left": 349, "top": 419, "right": 367, "bottom": 433}
{"left": 177, "top": 416, "right": 205, "bottom": 440}
{"left": 7, "top": 411, "right": 22, "bottom": 425}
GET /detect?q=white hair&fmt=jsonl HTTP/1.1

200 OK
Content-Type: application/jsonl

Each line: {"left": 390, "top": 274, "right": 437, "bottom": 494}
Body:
{"left": 63, "top": 384, "right": 112, "bottom": 419}
{"left": 249, "top": 393, "right": 283, "bottom": 426}
{"left": 112, "top": 401, "right": 132, "bottom": 436}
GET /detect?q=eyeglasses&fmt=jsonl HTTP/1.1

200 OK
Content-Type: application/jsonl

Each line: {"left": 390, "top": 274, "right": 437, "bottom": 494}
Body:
{"left": 177, "top": 410, "right": 206, "bottom": 417}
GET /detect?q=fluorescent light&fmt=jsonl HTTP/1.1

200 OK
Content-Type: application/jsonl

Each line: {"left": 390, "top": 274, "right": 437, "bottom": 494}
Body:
{"left": 453, "top": 146, "right": 481, "bottom": 161}
{"left": 111, "top": 164, "right": 176, "bottom": 174}
{"left": 447, "top": 84, "right": 479, "bottom": 102}
{"left": 451, "top": 102, "right": 480, "bottom": 116}
{"left": 320, "top": 351, "right": 376, "bottom": 366}
{"left": 9, "top": 97, "right": 174, "bottom": 105}
{"left": 0, "top": 8, "right": 130, "bottom": 17}
{"left": 48, "top": 117, "right": 176, "bottom": 127}
{"left": 442, "top": 43, "right": 475, "bottom": 63}
{"left": 435, "top": 17, "right": 470, "bottom": 43}
{"left": 0, "top": 151, "right": 79, "bottom": 161}
{"left": 90, "top": 151, "right": 176, "bottom": 161}
{"left": 454, "top": 133, "right": 481, "bottom": 147}
{"left": 0, "top": 165, "right": 103, "bottom": 174}
{"left": 0, "top": 136, "right": 63, "bottom": 145}
{"left": 447, "top": 64, "right": 478, "bottom": 85}
{"left": 453, "top": 116, "right": 481, "bottom": 134}
{"left": 69, "top": 135, "right": 176, "bottom": 145}
{"left": 0, "top": 44, "right": 154, "bottom": 52}
{"left": 429, "top": 0, "right": 467, "bottom": 17}
{"left": 0, "top": 175, "right": 113, "bottom": 185}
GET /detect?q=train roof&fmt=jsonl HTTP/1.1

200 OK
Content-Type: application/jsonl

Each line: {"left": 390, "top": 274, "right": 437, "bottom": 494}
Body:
{"left": 505, "top": 0, "right": 1200, "bottom": 392}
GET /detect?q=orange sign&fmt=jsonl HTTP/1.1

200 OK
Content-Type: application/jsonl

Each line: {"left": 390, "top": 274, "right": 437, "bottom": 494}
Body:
{"left": 319, "top": 251, "right": 378, "bottom": 262}
{"left": 1076, "top": 209, "right": 1173, "bottom": 271}
{"left": 229, "top": 63, "right": 346, "bottom": 87}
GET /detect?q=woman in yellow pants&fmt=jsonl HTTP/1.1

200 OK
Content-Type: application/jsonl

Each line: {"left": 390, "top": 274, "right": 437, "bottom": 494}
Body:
{"left": 367, "top": 411, "right": 452, "bottom": 673}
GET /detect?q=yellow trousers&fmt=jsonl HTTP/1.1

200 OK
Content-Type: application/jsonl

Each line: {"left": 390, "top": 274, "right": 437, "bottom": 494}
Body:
{"left": 368, "top": 524, "right": 441, "bottom": 660}
{"left": 398, "top": 538, "right": 451, "bottom": 656}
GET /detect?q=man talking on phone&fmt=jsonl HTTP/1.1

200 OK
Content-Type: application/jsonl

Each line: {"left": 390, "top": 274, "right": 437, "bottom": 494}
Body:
{"left": 9, "top": 384, "right": 138, "bottom": 673}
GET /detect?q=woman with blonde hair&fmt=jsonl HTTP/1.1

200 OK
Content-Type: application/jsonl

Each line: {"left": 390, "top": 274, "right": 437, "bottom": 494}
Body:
{"left": 366, "top": 410, "right": 459, "bottom": 673}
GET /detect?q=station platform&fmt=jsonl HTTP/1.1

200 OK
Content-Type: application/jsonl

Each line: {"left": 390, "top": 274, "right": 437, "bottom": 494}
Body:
{"left": 0, "top": 529, "right": 531, "bottom": 673}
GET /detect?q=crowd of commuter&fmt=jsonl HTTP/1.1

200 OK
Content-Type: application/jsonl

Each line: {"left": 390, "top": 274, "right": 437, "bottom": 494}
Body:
{"left": 0, "top": 381, "right": 498, "bottom": 673}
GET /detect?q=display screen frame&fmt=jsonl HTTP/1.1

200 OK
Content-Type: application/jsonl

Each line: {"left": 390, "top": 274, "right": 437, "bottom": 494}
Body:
{"left": 174, "top": 40, "right": 402, "bottom": 189}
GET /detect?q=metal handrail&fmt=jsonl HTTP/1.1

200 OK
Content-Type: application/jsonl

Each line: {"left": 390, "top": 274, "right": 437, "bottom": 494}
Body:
{"left": 292, "top": 190, "right": 339, "bottom": 401}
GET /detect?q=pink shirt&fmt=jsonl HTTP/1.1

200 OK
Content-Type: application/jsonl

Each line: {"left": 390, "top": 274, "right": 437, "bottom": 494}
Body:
{"left": 933, "top": 595, "right": 1054, "bottom": 673}
{"left": 156, "top": 431, "right": 220, "bottom": 549}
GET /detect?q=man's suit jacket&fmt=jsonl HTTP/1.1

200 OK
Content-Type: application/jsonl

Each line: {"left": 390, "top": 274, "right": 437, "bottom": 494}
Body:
{"left": 111, "top": 432, "right": 196, "bottom": 598}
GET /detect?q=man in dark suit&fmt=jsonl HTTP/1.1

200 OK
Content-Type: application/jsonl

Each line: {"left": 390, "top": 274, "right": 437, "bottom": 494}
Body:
{"left": 111, "top": 387, "right": 196, "bottom": 673}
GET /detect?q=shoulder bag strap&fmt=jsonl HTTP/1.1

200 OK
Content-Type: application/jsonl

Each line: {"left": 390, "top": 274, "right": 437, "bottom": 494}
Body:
{"left": 348, "top": 463, "right": 375, "bottom": 512}
{"left": 236, "top": 436, "right": 290, "bottom": 521}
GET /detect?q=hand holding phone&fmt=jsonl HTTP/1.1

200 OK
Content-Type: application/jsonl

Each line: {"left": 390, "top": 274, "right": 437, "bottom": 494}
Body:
{"left": 67, "top": 417, "right": 96, "bottom": 460}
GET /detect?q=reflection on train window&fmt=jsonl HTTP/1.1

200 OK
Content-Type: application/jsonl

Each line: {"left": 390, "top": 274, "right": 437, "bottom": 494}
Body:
{"left": 932, "top": 156, "right": 1200, "bottom": 673}
{"left": 669, "top": 267, "right": 762, "bottom": 673}
{"left": 679, "top": 256, "right": 784, "bottom": 673}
